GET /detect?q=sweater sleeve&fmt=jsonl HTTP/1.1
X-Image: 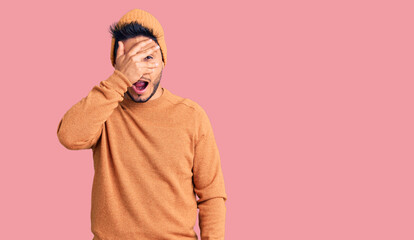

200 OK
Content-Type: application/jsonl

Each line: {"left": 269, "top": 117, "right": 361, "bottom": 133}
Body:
{"left": 193, "top": 106, "right": 228, "bottom": 240}
{"left": 57, "top": 70, "right": 132, "bottom": 150}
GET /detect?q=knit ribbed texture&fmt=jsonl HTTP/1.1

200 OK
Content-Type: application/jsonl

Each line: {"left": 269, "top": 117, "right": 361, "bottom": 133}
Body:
{"left": 57, "top": 70, "right": 227, "bottom": 240}
{"left": 110, "top": 9, "right": 167, "bottom": 67}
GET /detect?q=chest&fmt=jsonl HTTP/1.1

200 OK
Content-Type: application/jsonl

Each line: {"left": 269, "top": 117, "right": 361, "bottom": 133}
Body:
{"left": 101, "top": 108, "right": 196, "bottom": 177}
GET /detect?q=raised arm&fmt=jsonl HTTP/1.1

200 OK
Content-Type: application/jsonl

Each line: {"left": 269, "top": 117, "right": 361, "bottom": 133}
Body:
{"left": 193, "top": 107, "right": 228, "bottom": 240}
{"left": 57, "top": 39, "right": 160, "bottom": 150}
{"left": 56, "top": 70, "right": 131, "bottom": 150}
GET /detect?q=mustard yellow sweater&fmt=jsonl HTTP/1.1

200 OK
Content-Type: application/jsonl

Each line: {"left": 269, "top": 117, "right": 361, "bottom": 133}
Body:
{"left": 57, "top": 70, "right": 228, "bottom": 240}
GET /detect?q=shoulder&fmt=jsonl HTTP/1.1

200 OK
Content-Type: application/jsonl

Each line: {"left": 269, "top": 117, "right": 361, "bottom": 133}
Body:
{"left": 164, "top": 88, "right": 208, "bottom": 117}
{"left": 164, "top": 89, "right": 213, "bottom": 137}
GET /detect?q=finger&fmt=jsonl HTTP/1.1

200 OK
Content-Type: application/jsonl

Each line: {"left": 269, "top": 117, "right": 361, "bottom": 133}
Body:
{"left": 127, "top": 38, "right": 154, "bottom": 56}
{"left": 137, "top": 68, "right": 154, "bottom": 78}
{"left": 134, "top": 45, "right": 160, "bottom": 60}
{"left": 137, "top": 41, "right": 159, "bottom": 54}
{"left": 144, "top": 67, "right": 155, "bottom": 74}
{"left": 116, "top": 41, "right": 124, "bottom": 59}
{"left": 147, "top": 61, "right": 159, "bottom": 68}
{"left": 134, "top": 60, "right": 159, "bottom": 68}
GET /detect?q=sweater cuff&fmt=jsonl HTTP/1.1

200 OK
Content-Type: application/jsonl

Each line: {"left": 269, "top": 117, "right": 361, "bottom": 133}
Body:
{"left": 102, "top": 70, "right": 132, "bottom": 96}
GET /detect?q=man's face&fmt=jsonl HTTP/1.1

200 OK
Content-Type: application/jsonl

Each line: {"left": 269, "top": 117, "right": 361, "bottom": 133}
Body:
{"left": 121, "top": 36, "right": 164, "bottom": 103}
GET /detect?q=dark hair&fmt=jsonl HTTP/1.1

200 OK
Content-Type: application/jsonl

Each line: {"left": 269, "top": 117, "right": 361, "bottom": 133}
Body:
{"left": 108, "top": 21, "right": 162, "bottom": 63}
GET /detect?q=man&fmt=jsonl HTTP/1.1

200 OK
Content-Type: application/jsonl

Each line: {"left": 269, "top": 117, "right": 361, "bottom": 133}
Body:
{"left": 56, "top": 9, "right": 228, "bottom": 240}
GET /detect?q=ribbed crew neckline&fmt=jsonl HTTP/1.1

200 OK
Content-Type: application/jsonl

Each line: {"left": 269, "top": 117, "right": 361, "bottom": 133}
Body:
{"left": 121, "top": 87, "right": 170, "bottom": 109}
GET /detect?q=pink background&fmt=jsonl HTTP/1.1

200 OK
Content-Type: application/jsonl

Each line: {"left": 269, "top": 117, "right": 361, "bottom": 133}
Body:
{"left": 1, "top": 0, "right": 413, "bottom": 239}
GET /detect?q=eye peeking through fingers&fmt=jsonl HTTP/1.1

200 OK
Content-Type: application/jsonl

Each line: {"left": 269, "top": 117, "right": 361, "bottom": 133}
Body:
{"left": 145, "top": 56, "right": 153, "bottom": 60}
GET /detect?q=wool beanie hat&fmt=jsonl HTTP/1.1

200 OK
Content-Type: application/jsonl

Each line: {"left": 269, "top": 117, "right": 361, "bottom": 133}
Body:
{"left": 110, "top": 9, "right": 167, "bottom": 67}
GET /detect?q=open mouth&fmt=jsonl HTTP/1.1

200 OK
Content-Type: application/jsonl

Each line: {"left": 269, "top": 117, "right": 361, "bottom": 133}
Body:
{"left": 132, "top": 80, "right": 149, "bottom": 94}
{"left": 134, "top": 80, "right": 149, "bottom": 90}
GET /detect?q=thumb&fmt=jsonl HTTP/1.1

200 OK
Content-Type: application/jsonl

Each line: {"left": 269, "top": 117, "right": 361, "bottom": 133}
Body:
{"left": 116, "top": 41, "right": 124, "bottom": 59}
